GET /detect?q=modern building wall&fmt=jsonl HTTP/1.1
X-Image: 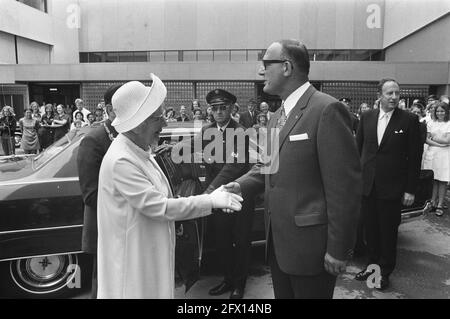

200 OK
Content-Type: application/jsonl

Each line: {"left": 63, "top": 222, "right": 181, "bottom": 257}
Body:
{"left": 385, "top": 14, "right": 450, "bottom": 62}
{"left": 16, "top": 37, "right": 50, "bottom": 64}
{"left": 383, "top": 0, "right": 450, "bottom": 48}
{"left": 0, "top": 31, "right": 16, "bottom": 64}
{"left": 78, "top": 0, "right": 384, "bottom": 52}
{"left": 0, "top": 0, "right": 79, "bottom": 64}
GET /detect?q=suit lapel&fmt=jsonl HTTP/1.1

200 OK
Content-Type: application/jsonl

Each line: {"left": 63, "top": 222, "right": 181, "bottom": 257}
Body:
{"left": 379, "top": 108, "right": 399, "bottom": 149}
{"left": 278, "top": 85, "right": 316, "bottom": 150}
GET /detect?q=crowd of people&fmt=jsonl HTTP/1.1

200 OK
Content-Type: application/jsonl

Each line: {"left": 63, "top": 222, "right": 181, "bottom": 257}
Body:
{"left": 0, "top": 98, "right": 109, "bottom": 155}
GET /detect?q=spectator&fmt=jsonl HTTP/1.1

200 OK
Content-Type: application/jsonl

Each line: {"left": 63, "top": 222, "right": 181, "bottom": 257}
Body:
{"left": 71, "top": 112, "right": 88, "bottom": 130}
{"left": 87, "top": 113, "right": 96, "bottom": 126}
{"left": 239, "top": 99, "right": 257, "bottom": 128}
{"left": 231, "top": 103, "right": 240, "bottom": 123}
{"left": 164, "top": 107, "right": 177, "bottom": 122}
{"left": 424, "top": 101, "right": 438, "bottom": 124}
{"left": 253, "top": 112, "right": 268, "bottom": 130}
{"left": 0, "top": 105, "right": 17, "bottom": 155}
{"left": 176, "top": 105, "right": 191, "bottom": 122}
{"left": 191, "top": 99, "right": 201, "bottom": 112}
{"left": 259, "top": 101, "right": 274, "bottom": 121}
{"left": 53, "top": 104, "right": 70, "bottom": 142}
{"left": 205, "top": 105, "right": 214, "bottom": 123}
{"left": 423, "top": 102, "right": 450, "bottom": 217}
{"left": 39, "top": 104, "right": 55, "bottom": 150}
{"left": 440, "top": 95, "right": 449, "bottom": 105}
{"left": 30, "top": 101, "right": 42, "bottom": 122}
{"left": 19, "top": 108, "right": 40, "bottom": 154}
{"left": 410, "top": 104, "right": 427, "bottom": 146}
{"left": 73, "top": 98, "right": 91, "bottom": 120}
{"left": 193, "top": 108, "right": 204, "bottom": 121}
{"left": 357, "top": 103, "right": 371, "bottom": 118}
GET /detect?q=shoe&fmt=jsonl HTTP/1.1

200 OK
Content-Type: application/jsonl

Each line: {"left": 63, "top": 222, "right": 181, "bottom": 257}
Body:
{"left": 435, "top": 207, "right": 445, "bottom": 217}
{"left": 229, "top": 287, "right": 244, "bottom": 299}
{"left": 376, "top": 276, "right": 390, "bottom": 291}
{"left": 354, "top": 268, "right": 374, "bottom": 281}
{"left": 209, "top": 282, "right": 233, "bottom": 296}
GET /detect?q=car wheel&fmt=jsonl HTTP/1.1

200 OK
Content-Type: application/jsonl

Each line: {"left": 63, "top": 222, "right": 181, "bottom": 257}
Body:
{"left": 0, "top": 253, "right": 91, "bottom": 298}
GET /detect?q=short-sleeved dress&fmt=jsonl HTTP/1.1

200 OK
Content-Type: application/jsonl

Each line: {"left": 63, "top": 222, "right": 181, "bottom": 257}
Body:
{"left": 423, "top": 120, "right": 450, "bottom": 182}
{"left": 20, "top": 118, "right": 40, "bottom": 152}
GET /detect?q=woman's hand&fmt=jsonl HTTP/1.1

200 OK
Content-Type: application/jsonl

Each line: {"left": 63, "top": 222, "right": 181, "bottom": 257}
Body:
{"left": 209, "top": 186, "right": 243, "bottom": 212}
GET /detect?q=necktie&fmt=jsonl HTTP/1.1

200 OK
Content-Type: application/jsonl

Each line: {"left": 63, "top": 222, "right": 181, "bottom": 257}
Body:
{"left": 276, "top": 103, "right": 287, "bottom": 130}
{"left": 377, "top": 113, "right": 389, "bottom": 145}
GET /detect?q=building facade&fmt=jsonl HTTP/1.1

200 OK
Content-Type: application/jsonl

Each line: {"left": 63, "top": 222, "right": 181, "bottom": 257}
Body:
{"left": 0, "top": 0, "right": 449, "bottom": 116}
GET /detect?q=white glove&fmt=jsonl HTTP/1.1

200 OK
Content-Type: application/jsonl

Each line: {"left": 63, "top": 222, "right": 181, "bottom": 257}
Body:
{"left": 209, "top": 186, "right": 243, "bottom": 212}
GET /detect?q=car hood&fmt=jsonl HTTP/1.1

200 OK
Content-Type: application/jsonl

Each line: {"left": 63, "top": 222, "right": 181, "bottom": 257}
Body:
{"left": 0, "top": 155, "right": 35, "bottom": 181}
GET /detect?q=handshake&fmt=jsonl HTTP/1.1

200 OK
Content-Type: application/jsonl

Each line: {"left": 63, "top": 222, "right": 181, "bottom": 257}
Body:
{"left": 209, "top": 182, "right": 243, "bottom": 214}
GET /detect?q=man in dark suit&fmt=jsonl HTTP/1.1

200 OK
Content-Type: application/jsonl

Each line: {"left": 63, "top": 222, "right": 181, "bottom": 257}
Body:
{"left": 239, "top": 99, "right": 258, "bottom": 128}
{"left": 355, "top": 78, "right": 422, "bottom": 290}
{"left": 224, "top": 39, "right": 362, "bottom": 299}
{"left": 76, "top": 84, "right": 121, "bottom": 298}
{"left": 171, "top": 89, "right": 254, "bottom": 299}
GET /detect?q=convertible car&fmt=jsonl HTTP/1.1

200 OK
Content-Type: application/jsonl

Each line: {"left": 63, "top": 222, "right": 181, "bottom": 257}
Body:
{"left": 0, "top": 122, "right": 429, "bottom": 298}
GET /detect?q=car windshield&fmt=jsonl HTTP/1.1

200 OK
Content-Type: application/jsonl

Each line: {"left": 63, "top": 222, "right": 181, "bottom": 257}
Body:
{"left": 32, "top": 129, "right": 78, "bottom": 169}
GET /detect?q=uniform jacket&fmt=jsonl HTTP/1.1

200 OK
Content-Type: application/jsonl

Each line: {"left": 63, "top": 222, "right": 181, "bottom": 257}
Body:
{"left": 237, "top": 85, "right": 362, "bottom": 276}
{"left": 356, "top": 107, "right": 421, "bottom": 199}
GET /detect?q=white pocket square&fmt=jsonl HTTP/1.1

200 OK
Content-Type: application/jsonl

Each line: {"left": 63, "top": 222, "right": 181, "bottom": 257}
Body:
{"left": 394, "top": 129, "right": 404, "bottom": 134}
{"left": 289, "top": 133, "right": 309, "bottom": 141}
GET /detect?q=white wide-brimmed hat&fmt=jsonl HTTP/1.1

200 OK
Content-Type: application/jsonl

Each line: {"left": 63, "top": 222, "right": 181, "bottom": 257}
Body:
{"left": 111, "top": 73, "right": 167, "bottom": 133}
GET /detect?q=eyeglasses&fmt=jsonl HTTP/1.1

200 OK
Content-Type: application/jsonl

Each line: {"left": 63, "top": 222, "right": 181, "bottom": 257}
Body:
{"left": 261, "top": 59, "right": 291, "bottom": 70}
{"left": 211, "top": 105, "right": 229, "bottom": 112}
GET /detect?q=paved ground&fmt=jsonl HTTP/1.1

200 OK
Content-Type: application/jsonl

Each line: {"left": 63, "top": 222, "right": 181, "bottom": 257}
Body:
{"left": 175, "top": 213, "right": 450, "bottom": 299}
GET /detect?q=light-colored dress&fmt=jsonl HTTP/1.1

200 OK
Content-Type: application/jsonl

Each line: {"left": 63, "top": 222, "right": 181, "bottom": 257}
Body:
{"left": 97, "top": 134, "right": 212, "bottom": 299}
{"left": 423, "top": 120, "right": 450, "bottom": 182}
{"left": 19, "top": 118, "right": 40, "bottom": 151}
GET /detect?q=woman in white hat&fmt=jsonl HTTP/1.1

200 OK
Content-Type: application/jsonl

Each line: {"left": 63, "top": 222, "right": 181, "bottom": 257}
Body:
{"left": 97, "top": 74, "right": 243, "bottom": 299}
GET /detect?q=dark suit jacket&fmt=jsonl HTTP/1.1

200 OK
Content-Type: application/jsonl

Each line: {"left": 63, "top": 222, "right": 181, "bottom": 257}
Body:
{"left": 237, "top": 85, "right": 362, "bottom": 276}
{"left": 239, "top": 111, "right": 257, "bottom": 129}
{"left": 356, "top": 108, "right": 422, "bottom": 200}
{"left": 77, "top": 121, "right": 117, "bottom": 253}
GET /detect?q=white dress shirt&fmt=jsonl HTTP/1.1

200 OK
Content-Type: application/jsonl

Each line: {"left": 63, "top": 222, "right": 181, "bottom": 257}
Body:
{"left": 282, "top": 81, "right": 311, "bottom": 117}
{"left": 377, "top": 108, "right": 394, "bottom": 145}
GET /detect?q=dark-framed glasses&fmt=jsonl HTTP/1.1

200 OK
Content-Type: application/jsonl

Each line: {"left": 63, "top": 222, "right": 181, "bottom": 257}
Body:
{"left": 262, "top": 59, "right": 290, "bottom": 70}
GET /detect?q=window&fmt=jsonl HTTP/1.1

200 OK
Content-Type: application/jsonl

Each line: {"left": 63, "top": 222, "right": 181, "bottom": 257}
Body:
{"left": 16, "top": 0, "right": 47, "bottom": 13}
{"left": 164, "top": 51, "right": 178, "bottom": 62}
{"left": 213, "top": 50, "right": 229, "bottom": 62}
{"left": 351, "top": 50, "right": 371, "bottom": 61}
{"left": 105, "top": 52, "right": 118, "bottom": 62}
{"left": 79, "top": 52, "right": 89, "bottom": 63}
{"left": 118, "top": 52, "right": 134, "bottom": 62}
{"left": 230, "top": 50, "right": 247, "bottom": 62}
{"left": 134, "top": 52, "right": 148, "bottom": 62}
{"left": 182, "top": 51, "right": 197, "bottom": 62}
{"left": 150, "top": 51, "right": 164, "bottom": 62}
{"left": 197, "top": 51, "right": 213, "bottom": 62}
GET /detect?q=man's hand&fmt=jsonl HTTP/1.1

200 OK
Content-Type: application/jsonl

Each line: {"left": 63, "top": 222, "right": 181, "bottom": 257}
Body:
{"left": 222, "top": 182, "right": 242, "bottom": 213}
{"left": 153, "top": 142, "right": 173, "bottom": 155}
{"left": 402, "top": 192, "right": 415, "bottom": 206}
{"left": 324, "top": 253, "right": 347, "bottom": 276}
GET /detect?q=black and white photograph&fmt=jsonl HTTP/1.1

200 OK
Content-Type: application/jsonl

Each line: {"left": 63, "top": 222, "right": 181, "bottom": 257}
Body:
{"left": 0, "top": 0, "right": 449, "bottom": 301}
